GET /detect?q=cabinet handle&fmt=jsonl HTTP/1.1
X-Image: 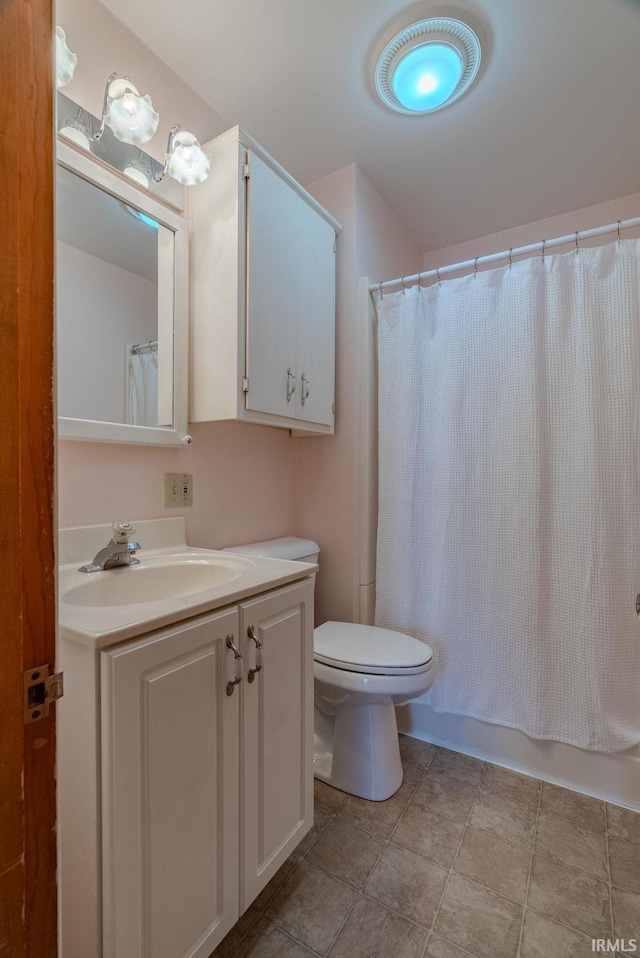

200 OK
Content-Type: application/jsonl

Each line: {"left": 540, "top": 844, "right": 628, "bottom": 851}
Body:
{"left": 226, "top": 634, "right": 243, "bottom": 695}
{"left": 301, "top": 373, "right": 310, "bottom": 406}
{"left": 247, "top": 624, "right": 263, "bottom": 683}
{"left": 286, "top": 367, "right": 296, "bottom": 403}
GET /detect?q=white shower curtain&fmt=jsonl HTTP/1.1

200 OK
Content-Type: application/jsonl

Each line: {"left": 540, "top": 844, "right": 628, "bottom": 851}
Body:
{"left": 375, "top": 240, "right": 640, "bottom": 752}
{"left": 128, "top": 350, "right": 158, "bottom": 427}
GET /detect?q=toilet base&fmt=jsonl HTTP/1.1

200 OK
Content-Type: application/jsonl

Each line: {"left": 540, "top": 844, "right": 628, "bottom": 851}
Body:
{"left": 313, "top": 700, "right": 403, "bottom": 802}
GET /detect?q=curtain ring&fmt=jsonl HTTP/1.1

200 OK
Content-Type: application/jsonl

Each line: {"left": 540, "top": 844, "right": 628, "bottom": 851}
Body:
{"left": 541, "top": 239, "right": 546, "bottom": 262}
{"left": 436, "top": 267, "right": 442, "bottom": 284}
{"left": 401, "top": 275, "right": 408, "bottom": 293}
{"left": 474, "top": 257, "right": 479, "bottom": 275}
{"left": 419, "top": 271, "right": 426, "bottom": 289}
{"left": 508, "top": 248, "right": 513, "bottom": 267}
{"left": 575, "top": 230, "right": 579, "bottom": 254}
{"left": 378, "top": 281, "right": 383, "bottom": 300}
{"left": 617, "top": 220, "right": 622, "bottom": 245}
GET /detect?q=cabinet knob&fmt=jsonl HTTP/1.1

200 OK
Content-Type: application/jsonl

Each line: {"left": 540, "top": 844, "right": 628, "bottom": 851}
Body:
{"left": 286, "top": 367, "right": 296, "bottom": 403}
{"left": 226, "top": 634, "right": 243, "bottom": 695}
{"left": 301, "top": 374, "right": 310, "bottom": 406}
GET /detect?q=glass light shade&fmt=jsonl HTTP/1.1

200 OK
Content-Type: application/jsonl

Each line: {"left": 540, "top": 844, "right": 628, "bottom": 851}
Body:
{"left": 59, "top": 117, "right": 91, "bottom": 150}
{"left": 166, "top": 130, "right": 211, "bottom": 185}
{"left": 104, "top": 77, "right": 159, "bottom": 146}
{"left": 124, "top": 158, "right": 152, "bottom": 187}
{"left": 391, "top": 42, "right": 463, "bottom": 112}
{"left": 56, "top": 27, "right": 77, "bottom": 89}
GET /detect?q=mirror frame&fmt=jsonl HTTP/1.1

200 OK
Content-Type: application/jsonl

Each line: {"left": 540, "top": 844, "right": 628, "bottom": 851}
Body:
{"left": 56, "top": 138, "right": 189, "bottom": 445}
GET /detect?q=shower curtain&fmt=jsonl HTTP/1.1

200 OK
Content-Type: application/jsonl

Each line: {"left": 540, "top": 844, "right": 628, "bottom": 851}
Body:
{"left": 375, "top": 240, "right": 640, "bottom": 751}
{"left": 128, "top": 350, "right": 158, "bottom": 427}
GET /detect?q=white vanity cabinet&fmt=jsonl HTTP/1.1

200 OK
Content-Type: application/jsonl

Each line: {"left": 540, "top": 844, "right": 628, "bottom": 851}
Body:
{"left": 189, "top": 126, "right": 340, "bottom": 434}
{"left": 59, "top": 575, "right": 314, "bottom": 958}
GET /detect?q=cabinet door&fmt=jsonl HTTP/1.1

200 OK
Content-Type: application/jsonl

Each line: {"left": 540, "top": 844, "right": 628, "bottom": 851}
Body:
{"left": 101, "top": 609, "right": 240, "bottom": 958}
{"left": 294, "top": 218, "right": 335, "bottom": 426}
{"left": 245, "top": 151, "right": 298, "bottom": 419}
{"left": 239, "top": 579, "right": 315, "bottom": 910}
{"left": 246, "top": 151, "right": 334, "bottom": 423}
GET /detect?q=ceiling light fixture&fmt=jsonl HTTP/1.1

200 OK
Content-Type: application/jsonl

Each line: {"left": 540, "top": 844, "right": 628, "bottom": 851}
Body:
{"left": 94, "top": 72, "right": 159, "bottom": 146}
{"left": 375, "top": 16, "right": 481, "bottom": 115}
{"left": 55, "top": 27, "right": 77, "bottom": 89}
{"left": 155, "top": 125, "right": 211, "bottom": 186}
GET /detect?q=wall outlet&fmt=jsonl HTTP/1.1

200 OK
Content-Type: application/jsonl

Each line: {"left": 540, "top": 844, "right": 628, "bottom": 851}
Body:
{"left": 164, "top": 473, "right": 193, "bottom": 507}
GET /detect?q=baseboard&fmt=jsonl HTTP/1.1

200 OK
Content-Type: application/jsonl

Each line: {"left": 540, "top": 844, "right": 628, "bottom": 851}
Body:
{"left": 397, "top": 702, "right": 640, "bottom": 812}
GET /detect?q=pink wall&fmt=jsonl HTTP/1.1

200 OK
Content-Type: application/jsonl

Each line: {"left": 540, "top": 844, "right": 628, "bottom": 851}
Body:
{"left": 423, "top": 192, "right": 640, "bottom": 273}
{"left": 57, "top": 0, "right": 297, "bottom": 551}
{"left": 58, "top": 422, "right": 296, "bottom": 548}
{"left": 296, "top": 166, "right": 422, "bottom": 625}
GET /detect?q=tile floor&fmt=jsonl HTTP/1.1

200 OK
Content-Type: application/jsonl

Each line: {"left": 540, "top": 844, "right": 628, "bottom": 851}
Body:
{"left": 212, "top": 736, "right": 640, "bottom": 958}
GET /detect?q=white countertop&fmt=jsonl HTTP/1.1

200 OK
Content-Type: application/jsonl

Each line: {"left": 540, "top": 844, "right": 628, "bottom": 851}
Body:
{"left": 58, "top": 518, "right": 317, "bottom": 650}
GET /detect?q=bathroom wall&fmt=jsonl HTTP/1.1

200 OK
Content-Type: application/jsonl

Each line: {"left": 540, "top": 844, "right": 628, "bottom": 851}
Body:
{"left": 56, "top": 0, "right": 297, "bottom": 549}
{"left": 57, "top": 242, "right": 157, "bottom": 423}
{"left": 397, "top": 190, "right": 640, "bottom": 808}
{"left": 296, "top": 166, "right": 422, "bottom": 625}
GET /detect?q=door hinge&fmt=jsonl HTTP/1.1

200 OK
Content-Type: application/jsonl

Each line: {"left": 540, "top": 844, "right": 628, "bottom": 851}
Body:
{"left": 24, "top": 665, "right": 64, "bottom": 725}
{"left": 242, "top": 377, "right": 250, "bottom": 393}
{"left": 331, "top": 402, "right": 335, "bottom": 415}
{"left": 333, "top": 238, "right": 336, "bottom": 253}
{"left": 242, "top": 161, "right": 250, "bottom": 181}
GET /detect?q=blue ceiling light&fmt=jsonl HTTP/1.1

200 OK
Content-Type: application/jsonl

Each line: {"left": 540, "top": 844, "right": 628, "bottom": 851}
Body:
{"left": 375, "top": 17, "right": 481, "bottom": 115}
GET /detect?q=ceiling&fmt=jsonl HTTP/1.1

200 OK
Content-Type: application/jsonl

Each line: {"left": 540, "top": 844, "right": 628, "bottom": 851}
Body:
{"left": 100, "top": 0, "right": 640, "bottom": 251}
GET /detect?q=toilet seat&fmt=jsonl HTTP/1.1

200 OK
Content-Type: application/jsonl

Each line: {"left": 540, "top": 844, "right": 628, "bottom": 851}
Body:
{"left": 314, "top": 621, "right": 433, "bottom": 676}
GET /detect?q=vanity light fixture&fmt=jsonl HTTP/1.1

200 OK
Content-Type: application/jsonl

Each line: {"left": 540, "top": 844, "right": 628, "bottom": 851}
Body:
{"left": 375, "top": 16, "right": 481, "bottom": 115}
{"left": 155, "top": 125, "right": 212, "bottom": 186}
{"left": 94, "top": 72, "right": 159, "bottom": 146}
{"left": 55, "top": 27, "right": 77, "bottom": 89}
{"left": 124, "top": 154, "right": 153, "bottom": 188}
{"left": 59, "top": 113, "right": 92, "bottom": 151}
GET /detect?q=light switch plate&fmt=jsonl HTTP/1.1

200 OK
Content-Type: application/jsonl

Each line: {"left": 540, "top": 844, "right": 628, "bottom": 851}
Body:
{"left": 164, "top": 473, "right": 193, "bottom": 507}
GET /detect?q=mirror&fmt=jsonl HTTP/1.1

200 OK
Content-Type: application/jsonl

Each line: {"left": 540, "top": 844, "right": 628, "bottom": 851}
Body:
{"left": 56, "top": 139, "right": 188, "bottom": 445}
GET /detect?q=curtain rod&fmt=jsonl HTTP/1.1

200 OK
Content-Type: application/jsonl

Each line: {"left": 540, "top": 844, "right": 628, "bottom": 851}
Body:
{"left": 369, "top": 216, "right": 640, "bottom": 293}
{"left": 130, "top": 340, "right": 158, "bottom": 355}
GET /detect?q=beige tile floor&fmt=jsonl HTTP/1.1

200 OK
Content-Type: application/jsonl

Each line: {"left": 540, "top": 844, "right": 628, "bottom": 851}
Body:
{"left": 212, "top": 736, "right": 640, "bottom": 958}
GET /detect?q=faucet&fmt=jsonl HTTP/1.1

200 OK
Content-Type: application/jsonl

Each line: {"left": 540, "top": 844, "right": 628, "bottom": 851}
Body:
{"left": 79, "top": 521, "right": 142, "bottom": 573}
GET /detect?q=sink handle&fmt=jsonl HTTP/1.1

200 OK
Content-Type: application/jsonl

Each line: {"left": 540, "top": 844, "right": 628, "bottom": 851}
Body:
{"left": 247, "top": 625, "right": 263, "bottom": 683}
{"left": 226, "top": 634, "right": 243, "bottom": 696}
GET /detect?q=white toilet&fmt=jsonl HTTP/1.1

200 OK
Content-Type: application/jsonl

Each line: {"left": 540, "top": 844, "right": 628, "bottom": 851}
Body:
{"left": 222, "top": 537, "right": 434, "bottom": 801}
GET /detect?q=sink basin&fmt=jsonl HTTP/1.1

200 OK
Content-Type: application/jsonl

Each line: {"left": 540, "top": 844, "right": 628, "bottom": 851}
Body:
{"left": 63, "top": 558, "right": 248, "bottom": 607}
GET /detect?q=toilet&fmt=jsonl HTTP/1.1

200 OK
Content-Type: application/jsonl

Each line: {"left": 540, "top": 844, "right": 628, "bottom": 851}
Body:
{"left": 222, "top": 537, "right": 434, "bottom": 801}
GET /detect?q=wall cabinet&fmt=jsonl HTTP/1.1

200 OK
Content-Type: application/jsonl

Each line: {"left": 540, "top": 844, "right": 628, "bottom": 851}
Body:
{"left": 189, "top": 127, "right": 340, "bottom": 434}
{"left": 59, "top": 576, "right": 314, "bottom": 958}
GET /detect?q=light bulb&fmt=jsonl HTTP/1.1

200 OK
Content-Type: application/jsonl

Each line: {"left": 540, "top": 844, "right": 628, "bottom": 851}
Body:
{"left": 418, "top": 74, "right": 438, "bottom": 94}
{"left": 103, "top": 76, "right": 159, "bottom": 146}
{"left": 124, "top": 157, "right": 152, "bottom": 188}
{"left": 55, "top": 27, "right": 77, "bottom": 89}
{"left": 59, "top": 116, "right": 92, "bottom": 150}
{"left": 165, "top": 130, "right": 211, "bottom": 186}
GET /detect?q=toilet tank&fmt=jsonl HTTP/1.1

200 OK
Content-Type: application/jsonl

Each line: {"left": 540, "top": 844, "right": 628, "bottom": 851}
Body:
{"left": 221, "top": 536, "right": 320, "bottom": 565}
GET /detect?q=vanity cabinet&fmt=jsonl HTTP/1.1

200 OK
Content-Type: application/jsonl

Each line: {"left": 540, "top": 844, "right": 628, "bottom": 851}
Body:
{"left": 189, "top": 126, "right": 340, "bottom": 434}
{"left": 59, "top": 576, "right": 314, "bottom": 958}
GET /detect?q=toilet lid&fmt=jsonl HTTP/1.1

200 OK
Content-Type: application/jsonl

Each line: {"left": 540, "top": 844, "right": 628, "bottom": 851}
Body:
{"left": 314, "top": 621, "right": 433, "bottom": 676}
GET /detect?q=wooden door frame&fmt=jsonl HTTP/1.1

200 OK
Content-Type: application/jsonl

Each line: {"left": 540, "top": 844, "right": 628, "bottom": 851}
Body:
{"left": 0, "top": 0, "right": 57, "bottom": 955}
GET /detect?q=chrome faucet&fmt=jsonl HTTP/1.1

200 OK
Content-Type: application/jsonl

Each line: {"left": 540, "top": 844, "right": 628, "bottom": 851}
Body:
{"left": 79, "top": 521, "right": 142, "bottom": 573}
